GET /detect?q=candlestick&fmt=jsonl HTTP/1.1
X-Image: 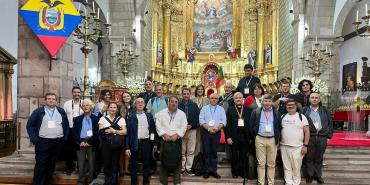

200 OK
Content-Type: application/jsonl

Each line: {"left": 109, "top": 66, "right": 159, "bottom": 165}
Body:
{"left": 315, "top": 36, "right": 318, "bottom": 44}
{"left": 357, "top": 10, "right": 359, "bottom": 22}
{"left": 97, "top": 8, "right": 100, "bottom": 19}
{"left": 92, "top": 1, "right": 95, "bottom": 13}
{"left": 78, "top": 3, "right": 81, "bottom": 12}
{"left": 84, "top": 5, "right": 86, "bottom": 14}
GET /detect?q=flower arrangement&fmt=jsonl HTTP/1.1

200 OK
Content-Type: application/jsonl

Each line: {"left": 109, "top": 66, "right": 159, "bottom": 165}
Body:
{"left": 290, "top": 76, "right": 329, "bottom": 96}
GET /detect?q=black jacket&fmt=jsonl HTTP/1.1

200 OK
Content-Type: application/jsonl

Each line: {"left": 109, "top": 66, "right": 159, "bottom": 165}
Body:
{"left": 72, "top": 114, "right": 100, "bottom": 149}
{"left": 178, "top": 100, "right": 200, "bottom": 130}
{"left": 125, "top": 111, "right": 157, "bottom": 151}
{"left": 300, "top": 106, "right": 333, "bottom": 139}
{"left": 138, "top": 91, "right": 156, "bottom": 104}
{"left": 249, "top": 107, "right": 281, "bottom": 144}
{"left": 26, "top": 106, "right": 69, "bottom": 145}
{"left": 225, "top": 105, "right": 252, "bottom": 142}
{"left": 236, "top": 76, "right": 261, "bottom": 98}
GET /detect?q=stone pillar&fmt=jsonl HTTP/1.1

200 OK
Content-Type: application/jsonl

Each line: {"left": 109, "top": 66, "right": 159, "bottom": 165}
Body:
{"left": 162, "top": 0, "right": 171, "bottom": 71}
{"left": 256, "top": 2, "right": 265, "bottom": 72}
{"left": 100, "top": 38, "right": 112, "bottom": 80}
{"left": 17, "top": 0, "right": 74, "bottom": 149}
{"left": 0, "top": 63, "right": 5, "bottom": 120}
{"left": 4, "top": 67, "right": 14, "bottom": 120}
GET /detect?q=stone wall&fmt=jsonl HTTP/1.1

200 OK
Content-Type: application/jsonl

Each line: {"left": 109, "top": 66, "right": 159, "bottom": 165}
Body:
{"left": 278, "top": 0, "right": 294, "bottom": 80}
{"left": 17, "top": 0, "right": 74, "bottom": 149}
{"left": 142, "top": 1, "right": 153, "bottom": 78}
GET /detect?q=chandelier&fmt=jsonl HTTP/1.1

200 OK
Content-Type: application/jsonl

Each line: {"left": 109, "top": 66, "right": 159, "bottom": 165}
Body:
{"left": 353, "top": 4, "right": 370, "bottom": 37}
{"left": 300, "top": 37, "right": 334, "bottom": 78}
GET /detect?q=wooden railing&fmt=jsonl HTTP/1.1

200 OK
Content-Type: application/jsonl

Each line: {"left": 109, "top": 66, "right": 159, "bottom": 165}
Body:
{"left": 0, "top": 120, "right": 17, "bottom": 157}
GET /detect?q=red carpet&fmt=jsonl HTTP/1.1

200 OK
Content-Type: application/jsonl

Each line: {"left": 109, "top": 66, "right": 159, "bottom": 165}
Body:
{"left": 328, "top": 133, "right": 370, "bottom": 146}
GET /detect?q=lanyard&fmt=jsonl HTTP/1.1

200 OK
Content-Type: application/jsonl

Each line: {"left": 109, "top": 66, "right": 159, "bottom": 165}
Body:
{"left": 72, "top": 99, "right": 81, "bottom": 115}
{"left": 245, "top": 77, "right": 253, "bottom": 87}
{"left": 45, "top": 107, "right": 55, "bottom": 119}
{"left": 263, "top": 110, "right": 272, "bottom": 123}
{"left": 235, "top": 105, "right": 243, "bottom": 119}
{"left": 168, "top": 111, "right": 176, "bottom": 125}
{"left": 209, "top": 105, "right": 217, "bottom": 117}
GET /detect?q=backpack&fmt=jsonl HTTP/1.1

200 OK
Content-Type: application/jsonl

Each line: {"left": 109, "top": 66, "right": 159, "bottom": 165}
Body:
{"left": 191, "top": 152, "right": 206, "bottom": 176}
{"left": 161, "top": 141, "right": 181, "bottom": 169}
{"left": 281, "top": 113, "right": 303, "bottom": 122}
{"left": 103, "top": 116, "right": 125, "bottom": 150}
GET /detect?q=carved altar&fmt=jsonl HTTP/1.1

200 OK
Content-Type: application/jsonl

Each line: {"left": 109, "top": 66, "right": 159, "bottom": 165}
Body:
{"left": 148, "top": 0, "right": 279, "bottom": 93}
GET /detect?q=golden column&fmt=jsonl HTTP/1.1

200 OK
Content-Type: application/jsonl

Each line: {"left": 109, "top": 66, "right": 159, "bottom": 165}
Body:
{"left": 4, "top": 68, "right": 13, "bottom": 120}
{"left": 256, "top": 1, "right": 266, "bottom": 74}
{"left": 271, "top": 0, "right": 279, "bottom": 81}
{"left": 162, "top": 0, "right": 172, "bottom": 72}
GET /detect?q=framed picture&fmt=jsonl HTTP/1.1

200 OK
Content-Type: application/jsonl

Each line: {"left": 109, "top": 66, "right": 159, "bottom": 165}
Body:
{"left": 342, "top": 62, "right": 357, "bottom": 91}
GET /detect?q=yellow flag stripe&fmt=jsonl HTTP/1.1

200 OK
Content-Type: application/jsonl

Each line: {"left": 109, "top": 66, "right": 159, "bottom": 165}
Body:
{"left": 21, "top": 0, "right": 80, "bottom": 16}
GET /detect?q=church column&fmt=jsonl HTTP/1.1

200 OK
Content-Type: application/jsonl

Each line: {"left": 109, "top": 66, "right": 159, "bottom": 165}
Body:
{"left": 162, "top": 0, "right": 172, "bottom": 72}
{"left": 0, "top": 63, "right": 5, "bottom": 120}
{"left": 256, "top": 1, "right": 266, "bottom": 74}
{"left": 4, "top": 67, "right": 14, "bottom": 120}
{"left": 271, "top": 0, "right": 279, "bottom": 81}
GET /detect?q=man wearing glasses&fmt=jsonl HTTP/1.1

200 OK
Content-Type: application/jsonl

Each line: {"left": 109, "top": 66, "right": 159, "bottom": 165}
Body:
{"left": 236, "top": 64, "right": 261, "bottom": 98}
{"left": 280, "top": 99, "right": 310, "bottom": 185}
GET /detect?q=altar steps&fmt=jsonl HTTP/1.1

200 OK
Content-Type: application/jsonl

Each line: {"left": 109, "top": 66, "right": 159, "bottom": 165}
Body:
{"left": 0, "top": 146, "right": 369, "bottom": 184}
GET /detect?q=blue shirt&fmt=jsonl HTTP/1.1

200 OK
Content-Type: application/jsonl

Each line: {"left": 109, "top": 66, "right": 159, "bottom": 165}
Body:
{"left": 80, "top": 116, "right": 92, "bottom": 139}
{"left": 147, "top": 96, "right": 168, "bottom": 117}
{"left": 258, "top": 109, "right": 274, "bottom": 137}
{"left": 199, "top": 104, "right": 227, "bottom": 128}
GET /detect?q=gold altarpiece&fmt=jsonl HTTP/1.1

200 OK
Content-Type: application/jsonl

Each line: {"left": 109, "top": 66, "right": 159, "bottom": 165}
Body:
{"left": 149, "top": 0, "right": 279, "bottom": 94}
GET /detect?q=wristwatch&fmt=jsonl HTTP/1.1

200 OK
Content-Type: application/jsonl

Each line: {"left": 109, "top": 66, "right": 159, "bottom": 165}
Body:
{"left": 303, "top": 144, "right": 309, "bottom": 147}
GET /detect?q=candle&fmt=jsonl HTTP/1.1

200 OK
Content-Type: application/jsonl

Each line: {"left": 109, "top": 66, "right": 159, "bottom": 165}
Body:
{"left": 326, "top": 46, "right": 328, "bottom": 53}
{"left": 145, "top": 71, "right": 148, "bottom": 79}
{"left": 84, "top": 5, "right": 86, "bottom": 14}
{"left": 356, "top": 10, "right": 359, "bottom": 22}
{"left": 366, "top": 4, "right": 368, "bottom": 15}
{"left": 321, "top": 42, "right": 324, "bottom": 50}
{"left": 120, "top": 44, "right": 122, "bottom": 51}
{"left": 97, "top": 8, "right": 100, "bottom": 19}
{"left": 85, "top": 0, "right": 88, "bottom": 4}
{"left": 78, "top": 3, "right": 81, "bottom": 12}
{"left": 123, "top": 36, "right": 126, "bottom": 46}
{"left": 106, "top": 12, "right": 109, "bottom": 24}
{"left": 315, "top": 36, "right": 317, "bottom": 44}
{"left": 129, "top": 44, "right": 132, "bottom": 52}
{"left": 92, "top": 1, "right": 95, "bottom": 13}
{"left": 311, "top": 44, "right": 314, "bottom": 53}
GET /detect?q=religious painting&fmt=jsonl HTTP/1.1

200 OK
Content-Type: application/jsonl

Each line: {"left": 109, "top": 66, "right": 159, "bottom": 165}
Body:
{"left": 193, "top": 0, "right": 232, "bottom": 52}
{"left": 342, "top": 62, "right": 357, "bottom": 91}
{"left": 156, "top": 43, "right": 163, "bottom": 65}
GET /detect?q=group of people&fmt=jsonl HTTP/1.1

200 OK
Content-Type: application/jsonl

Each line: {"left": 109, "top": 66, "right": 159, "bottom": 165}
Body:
{"left": 26, "top": 63, "right": 333, "bottom": 185}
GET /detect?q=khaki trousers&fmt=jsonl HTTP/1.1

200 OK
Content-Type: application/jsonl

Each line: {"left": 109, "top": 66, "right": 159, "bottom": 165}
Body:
{"left": 181, "top": 129, "right": 197, "bottom": 171}
{"left": 255, "top": 135, "right": 278, "bottom": 185}
{"left": 281, "top": 145, "right": 304, "bottom": 185}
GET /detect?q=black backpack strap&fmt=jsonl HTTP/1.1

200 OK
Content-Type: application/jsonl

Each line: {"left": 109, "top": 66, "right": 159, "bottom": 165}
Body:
{"left": 281, "top": 114, "right": 286, "bottom": 120}
{"left": 299, "top": 113, "right": 302, "bottom": 122}
{"left": 104, "top": 116, "right": 122, "bottom": 129}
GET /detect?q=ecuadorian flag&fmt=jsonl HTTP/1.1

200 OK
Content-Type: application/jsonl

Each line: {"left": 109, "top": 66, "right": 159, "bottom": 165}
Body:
{"left": 19, "top": 0, "right": 82, "bottom": 57}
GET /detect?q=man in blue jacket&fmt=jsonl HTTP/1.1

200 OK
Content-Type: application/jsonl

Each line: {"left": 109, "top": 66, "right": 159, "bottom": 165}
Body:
{"left": 301, "top": 92, "right": 333, "bottom": 184}
{"left": 26, "top": 93, "right": 69, "bottom": 185}
{"left": 249, "top": 94, "right": 281, "bottom": 185}
{"left": 125, "top": 97, "right": 157, "bottom": 185}
{"left": 72, "top": 99, "right": 99, "bottom": 185}
{"left": 178, "top": 88, "right": 200, "bottom": 176}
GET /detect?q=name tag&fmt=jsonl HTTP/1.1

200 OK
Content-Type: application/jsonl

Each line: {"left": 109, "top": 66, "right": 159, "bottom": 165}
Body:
{"left": 208, "top": 120, "right": 215, "bottom": 127}
{"left": 265, "top": 125, "right": 272, "bottom": 132}
{"left": 150, "top": 133, "right": 155, "bottom": 141}
{"left": 244, "top": 88, "right": 250, "bottom": 94}
{"left": 238, "top": 119, "right": 244, "bottom": 127}
{"left": 87, "top": 130, "right": 93, "bottom": 137}
{"left": 47, "top": 121, "right": 56, "bottom": 129}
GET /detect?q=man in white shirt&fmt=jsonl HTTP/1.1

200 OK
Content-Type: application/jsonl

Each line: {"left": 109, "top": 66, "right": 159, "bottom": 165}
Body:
{"left": 280, "top": 99, "right": 310, "bottom": 185}
{"left": 156, "top": 96, "right": 187, "bottom": 185}
{"left": 63, "top": 86, "right": 83, "bottom": 175}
